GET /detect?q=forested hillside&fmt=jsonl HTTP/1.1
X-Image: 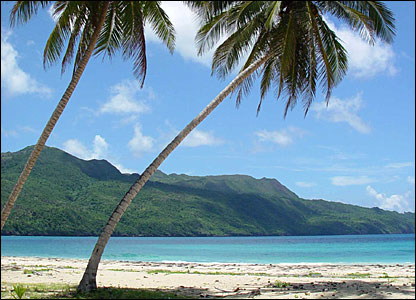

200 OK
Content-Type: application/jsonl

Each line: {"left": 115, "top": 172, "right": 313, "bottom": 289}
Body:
{"left": 1, "top": 146, "right": 414, "bottom": 236}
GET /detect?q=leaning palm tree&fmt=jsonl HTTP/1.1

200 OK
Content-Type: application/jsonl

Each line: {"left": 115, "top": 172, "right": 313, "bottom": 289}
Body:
{"left": 78, "top": 1, "right": 395, "bottom": 292}
{"left": 1, "top": 1, "right": 175, "bottom": 231}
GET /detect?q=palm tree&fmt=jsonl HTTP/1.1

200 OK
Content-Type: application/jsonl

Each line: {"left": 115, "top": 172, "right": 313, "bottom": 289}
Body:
{"left": 77, "top": 1, "right": 395, "bottom": 292}
{"left": 1, "top": 1, "right": 175, "bottom": 231}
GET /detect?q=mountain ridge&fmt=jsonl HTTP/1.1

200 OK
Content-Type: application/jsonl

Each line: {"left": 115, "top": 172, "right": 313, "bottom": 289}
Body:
{"left": 1, "top": 145, "right": 414, "bottom": 236}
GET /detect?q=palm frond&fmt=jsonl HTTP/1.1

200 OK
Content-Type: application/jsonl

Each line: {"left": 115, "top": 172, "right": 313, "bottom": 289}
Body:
{"left": 43, "top": 2, "right": 74, "bottom": 69}
{"left": 94, "top": 1, "right": 123, "bottom": 59}
{"left": 61, "top": 4, "right": 88, "bottom": 75}
{"left": 365, "top": 1, "right": 395, "bottom": 43}
{"left": 144, "top": 1, "right": 176, "bottom": 53}
{"left": 265, "top": 1, "right": 282, "bottom": 30}
{"left": 195, "top": 10, "right": 230, "bottom": 56}
{"left": 120, "top": 1, "right": 147, "bottom": 87}
{"left": 211, "top": 11, "right": 265, "bottom": 79}
{"left": 10, "top": 1, "right": 50, "bottom": 27}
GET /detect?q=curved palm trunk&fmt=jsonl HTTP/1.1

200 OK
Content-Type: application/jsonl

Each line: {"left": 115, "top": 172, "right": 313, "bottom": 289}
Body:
{"left": 0, "top": 2, "right": 109, "bottom": 231}
{"left": 77, "top": 54, "right": 269, "bottom": 293}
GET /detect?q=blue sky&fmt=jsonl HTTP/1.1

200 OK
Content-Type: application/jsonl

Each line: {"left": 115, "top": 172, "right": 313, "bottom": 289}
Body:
{"left": 1, "top": 2, "right": 415, "bottom": 213}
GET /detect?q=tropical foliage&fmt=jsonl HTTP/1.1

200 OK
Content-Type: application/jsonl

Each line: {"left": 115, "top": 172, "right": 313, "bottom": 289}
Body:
{"left": 190, "top": 1, "right": 395, "bottom": 116}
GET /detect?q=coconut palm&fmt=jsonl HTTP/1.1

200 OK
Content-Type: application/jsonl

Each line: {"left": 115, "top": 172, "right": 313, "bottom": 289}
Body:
{"left": 1, "top": 1, "right": 175, "bottom": 231}
{"left": 77, "top": 1, "right": 395, "bottom": 292}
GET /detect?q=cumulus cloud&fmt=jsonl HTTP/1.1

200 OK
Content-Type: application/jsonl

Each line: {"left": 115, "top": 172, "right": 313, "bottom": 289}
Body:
{"left": 296, "top": 182, "right": 317, "bottom": 188}
{"left": 182, "top": 129, "right": 224, "bottom": 147}
{"left": 366, "top": 185, "right": 413, "bottom": 213}
{"left": 63, "top": 139, "right": 91, "bottom": 160}
{"left": 1, "top": 31, "right": 52, "bottom": 97}
{"left": 99, "top": 80, "right": 150, "bottom": 115}
{"left": 145, "top": 5, "right": 397, "bottom": 77}
{"left": 161, "top": 121, "right": 224, "bottom": 149}
{"left": 128, "top": 124, "right": 155, "bottom": 157}
{"left": 331, "top": 175, "right": 375, "bottom": 186}
{"left": 63, "top": 135, "right": 109, "bottom": 160}
{"left": 62, "top": 135, "right": 135, "bottom": 173}
{"left": 311, "top": 93, "right": 371, "bottom": 134}
{"left": 144, "top": 2, "right": 215, "bottom": 67}
{"left": 326, "top": 18, "right": 397, "bottom": 78}
{"left": 255, "top": 127, "right": 306, "bottom": 147}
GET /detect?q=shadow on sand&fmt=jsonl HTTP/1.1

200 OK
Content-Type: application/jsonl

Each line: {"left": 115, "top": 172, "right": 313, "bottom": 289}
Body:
{"left": 46, "top": 279, "right": 415, "bottom": 299}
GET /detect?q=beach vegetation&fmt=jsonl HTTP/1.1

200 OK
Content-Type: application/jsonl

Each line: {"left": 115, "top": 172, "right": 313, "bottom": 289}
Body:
{"left": 274, "top": 280, "right": 290, "bottom": 288}
{"left": 11, "top": 284, "right": 27, "bottom": 299}
{"left": 62, "top": 266, "right": 77, "bottom": 269}
{"left": 307, "top": 272, "right": 322, "bottom": 277}
{"left": 146, "top": 269, "right": 270, "bottom": 276}
{"left": 379, "top": 272, "right": 394, "bottom": 279}
{"left": 3, "top": 283, "right": 190, "bottom": 299}
{"left": 346, "top": 272, "right": 371, "bottom": 278}
{"left": 23, "top": 268, "right": 53, "bottom": 274}
{"left": 25, "top": 265, "right": 49, "bottom": 268}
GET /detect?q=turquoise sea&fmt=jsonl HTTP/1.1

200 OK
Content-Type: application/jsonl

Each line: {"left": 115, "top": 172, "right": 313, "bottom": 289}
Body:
{"left": 1, "top": 234, "right": 414, "bottom": 264}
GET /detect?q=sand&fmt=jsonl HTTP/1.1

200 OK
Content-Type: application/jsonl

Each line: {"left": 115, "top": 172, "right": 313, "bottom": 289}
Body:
{"left": 1, "top": 256, "right": 415, "bottom": 298}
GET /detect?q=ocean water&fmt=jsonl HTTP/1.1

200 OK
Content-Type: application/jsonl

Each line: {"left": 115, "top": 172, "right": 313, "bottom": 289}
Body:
{"left": 1, "top": 234, "right": 414, "bottom": 264}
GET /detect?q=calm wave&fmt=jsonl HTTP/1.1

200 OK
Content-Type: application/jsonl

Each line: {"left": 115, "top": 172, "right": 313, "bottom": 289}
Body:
{"left": 1, "top": 234, "right": 414, "bottom": 264}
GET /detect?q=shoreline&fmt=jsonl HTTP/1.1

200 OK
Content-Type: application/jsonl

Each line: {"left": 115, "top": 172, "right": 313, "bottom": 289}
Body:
{"left": 2, "top": 254, "right": 416, "bottom": 266}
{"left": 2, "top": 256, "right": 415, "bottom": 299}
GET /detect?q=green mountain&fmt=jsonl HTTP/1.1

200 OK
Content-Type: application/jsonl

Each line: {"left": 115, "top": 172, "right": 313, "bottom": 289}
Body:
{"left": 1, "top": 146, "right": 414, "bottom": 236}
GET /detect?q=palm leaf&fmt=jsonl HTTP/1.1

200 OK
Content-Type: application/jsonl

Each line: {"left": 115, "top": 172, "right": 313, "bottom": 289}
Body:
{"left": 10, "top": 1, "right": 50, "bottom": 27}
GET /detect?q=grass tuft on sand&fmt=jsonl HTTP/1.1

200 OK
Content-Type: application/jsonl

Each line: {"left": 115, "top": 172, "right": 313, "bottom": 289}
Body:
{"left": 2, "top": 283, "right": 189, "bottom": 299}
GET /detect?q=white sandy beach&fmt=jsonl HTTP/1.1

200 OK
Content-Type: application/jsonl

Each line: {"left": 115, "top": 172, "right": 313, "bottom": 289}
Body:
{"left": 1, "top": 256, "right": 415, "bottom": 298}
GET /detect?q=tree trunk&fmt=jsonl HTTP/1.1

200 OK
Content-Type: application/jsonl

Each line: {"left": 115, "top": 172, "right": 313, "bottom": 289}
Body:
{"left": 77, "top": 54, "right": 270, "bottom": 293}
{"left": 0, "top": 2, "right": 109, "bottom": 231}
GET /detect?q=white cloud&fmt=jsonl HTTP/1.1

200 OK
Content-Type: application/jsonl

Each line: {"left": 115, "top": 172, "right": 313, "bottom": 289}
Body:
{"left": 63, "top": 139, "right": 92, "bottom": 160}
{"left": 311, "top": 93, "right": 371, "bottom": 134}
{"left": 63, "top": 135, "right": 109, "bottom": 160}
{"left": 62, "top": 135, "right": 135, "bottom": 174}
{"left": 1, "top": 31, "right": 52, "bottom": 97}
{"left": 19, "top": 126, "right": 38, "bottom": 134}
{"left": 128, "top": 124, "right": 155, "bottom": 157}
{"left": 99, "top": 80, "right": 150, "bottom": 115}
{"left": 296, "top": 182, "right": 317, "bottom": 188}
{"left": 255, "top": 127, "right": 306, "bottom": 146}
{"left": 113, "top": 163, "right": 135, "bottom": 175}
{"left": 1, "top": 126, "right": 18, "bottom": 138}
{"left": 408, "top": 176, "right": 415, "bottom": 185}
{"left": 161, "top": 121, "right": 224, "bottom": 148}
{"left": 385, "top": 162, "right": 415, "bottom": 169}
{"left": 147, "top": 6, "right": 397, "bottom": 77}
{"left": 182, "top": 129, "right": 224, "bottom": 147}
{"left": 92, "top": 135, "right": 109, "bottom": 158}
{"left": 331, "top": 175, "right": 375, "bottom": 186}
{"left": 145, "top": 2, "right": 215, "bottom": 67}
{"left": 366, "top": 185, "right": 413, "bottom": 213}
{"left": 326, "top": 18, "right": 397, "bottom": 78}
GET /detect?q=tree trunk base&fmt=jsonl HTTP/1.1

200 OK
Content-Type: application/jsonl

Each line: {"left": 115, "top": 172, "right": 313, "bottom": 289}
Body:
{"left": 77, "top": 271, "right": 97, "bottom": 293}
